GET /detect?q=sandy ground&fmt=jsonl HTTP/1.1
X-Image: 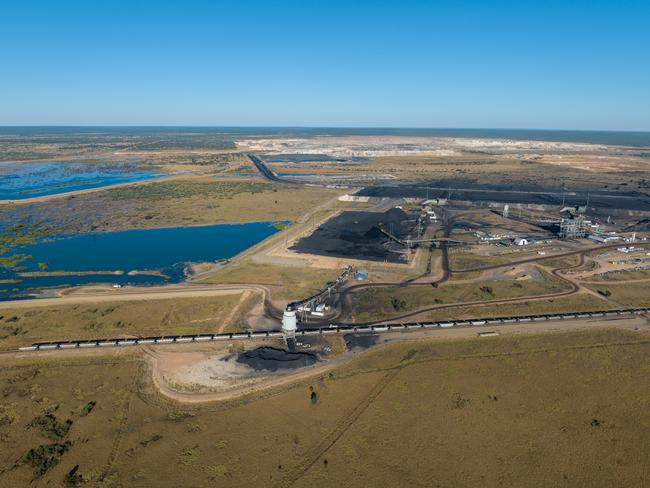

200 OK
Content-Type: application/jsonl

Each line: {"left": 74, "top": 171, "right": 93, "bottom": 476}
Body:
{"left": 534, "top": 153, "right": 650, "bottom": 172}
{"left": 571, "top": 253, "right": 650, "bottom": 279}
{"left": 0, "top": 283, "right": 268, "bottom": 309}
{"left": 150, "top": 347, "right": 275, "bottom": 394}
{"left": 235, "top": 135, "right": 611, "bottom": 156}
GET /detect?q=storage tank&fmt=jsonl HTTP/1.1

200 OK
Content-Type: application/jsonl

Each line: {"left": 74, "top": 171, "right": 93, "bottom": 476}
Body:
{"left": 282, "top": 309, "right": 297, "bottom": 337}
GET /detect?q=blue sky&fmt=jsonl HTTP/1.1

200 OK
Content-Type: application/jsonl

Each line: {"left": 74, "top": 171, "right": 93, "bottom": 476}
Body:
{"left": 1, "top": 0, "right": 649, "bottom": 130}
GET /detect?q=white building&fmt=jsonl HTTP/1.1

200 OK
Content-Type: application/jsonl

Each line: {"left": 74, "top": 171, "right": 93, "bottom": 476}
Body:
{"left": 282, "top": 310, "right": 297, "bottom": 337}
{"left": 513, "top": 237, "right": 529, "bottom": 246}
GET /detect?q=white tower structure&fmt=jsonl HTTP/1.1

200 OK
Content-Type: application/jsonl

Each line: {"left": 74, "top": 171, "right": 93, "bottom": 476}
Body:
{"left": 503, "top": 204, "right": 509, "bottom": 218}
{"left": 282, "top": 309, "right": 297, "bottom": 338}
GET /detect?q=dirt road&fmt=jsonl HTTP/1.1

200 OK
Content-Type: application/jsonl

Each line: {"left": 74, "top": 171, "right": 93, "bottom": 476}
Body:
{"left": 0, "top": 283, "right": 270, "bottom": 309}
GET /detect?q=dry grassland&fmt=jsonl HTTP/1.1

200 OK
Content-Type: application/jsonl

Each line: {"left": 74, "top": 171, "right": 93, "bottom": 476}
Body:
{"left": 0, "top": 328, "right": 647, "bottom": 487}
{"left": 351, "top": 268, "right": 571, "bottom": 322}
{"left": 0, "top": 178, "right": 344, "bottom": 233}
{"left": 199, "top": 263, "right": 342, "bottom": 302}
{"left": 584, "top": 281, "right": 650, "bottom": 307}
{"left": 450, "top": 252, "right": 511, "bottom": 271}
{"left": 585, "top": 268, "right": 650, "bottom": 282}
{"left": 0, "top": 295, "right": 247, "bottom": 350}
{"left": 369, "top": 153, "right": 649, "bottom": 190}
{"left": 420, "top": 293, "right": 613, "bottom": 321}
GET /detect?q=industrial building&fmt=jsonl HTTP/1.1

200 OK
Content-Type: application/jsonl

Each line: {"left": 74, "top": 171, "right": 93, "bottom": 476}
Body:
{"left": 559, "top": 216, "right": 589, "bottom": 239}
{"left": 513, "top": 237, "right": 529, "bottom": 246}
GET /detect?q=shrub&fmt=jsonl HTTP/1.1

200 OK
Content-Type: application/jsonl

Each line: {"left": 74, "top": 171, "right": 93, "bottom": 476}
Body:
{"left": 64, "top": 465, "right": 84, "bottom": 486}
{"left": 21, "top": 442, "right": 72, "bottom": 477}
{"left": 29, "top": 414, "right": 73, "bottom": 440}
{"left": 80, "top": 401, "right": 96, "bottom": 416}
{"left": 479, "top": 286, "right": 494, "bottom": 296}
{"left": 140, "top": 434, "right": 163, "bottom": 447}
{"left": 390, "top": 297, "right": 407, "bottom": 311}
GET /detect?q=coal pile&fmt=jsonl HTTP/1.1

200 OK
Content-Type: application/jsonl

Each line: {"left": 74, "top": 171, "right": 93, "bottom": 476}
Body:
{"left": 344, "top": 334, "right": 379, "bottom": 350}
{"left": 291, "top": 208, "right": 417, "bottom": 263}
{"left": 236, "top": 347, "right": 318, "bottom": 371}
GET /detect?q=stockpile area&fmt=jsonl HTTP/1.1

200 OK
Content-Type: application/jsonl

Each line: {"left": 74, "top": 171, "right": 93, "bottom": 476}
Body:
{"left": 236, "top": 347, "right": 318, "bottom": 371}
{"left": 291, "top": 208, "right": 418, "bottom": 263}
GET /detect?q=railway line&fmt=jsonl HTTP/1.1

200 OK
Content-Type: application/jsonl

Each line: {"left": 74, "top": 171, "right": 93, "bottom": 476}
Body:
{"left": 17, "top": 307, "right": 650, "bottom": 352}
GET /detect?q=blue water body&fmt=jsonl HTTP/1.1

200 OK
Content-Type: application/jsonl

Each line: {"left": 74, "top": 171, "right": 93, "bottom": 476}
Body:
{"left": 2, "top": 274, "right": 168, "bottom": 298}
{"left": 0, "top": 222, "right": 282, "bottom": 300}
{"left": 0, "top": 161, "right": 162, "bottom": 200}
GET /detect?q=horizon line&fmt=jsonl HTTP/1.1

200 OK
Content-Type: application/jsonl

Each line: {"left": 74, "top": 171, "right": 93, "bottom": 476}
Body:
{"left": 1, "top": 125, "right": 649, "bottom": 133}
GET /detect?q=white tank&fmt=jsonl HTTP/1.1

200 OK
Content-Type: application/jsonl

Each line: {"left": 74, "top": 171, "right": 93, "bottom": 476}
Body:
{"left": 282, "top": 309, "right": 297, "bottom": 336}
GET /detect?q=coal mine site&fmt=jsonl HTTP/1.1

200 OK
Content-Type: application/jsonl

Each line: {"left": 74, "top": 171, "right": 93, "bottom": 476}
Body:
{"left": 290, "top": 208, "right": 419, "bottom": 263}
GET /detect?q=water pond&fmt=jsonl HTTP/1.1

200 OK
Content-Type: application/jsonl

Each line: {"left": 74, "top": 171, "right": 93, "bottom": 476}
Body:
{"left": 0, "top": 222, "right": 283, "bottom": 300}
{"left": 0, "top": 161, "right": 163, "bottom": 200}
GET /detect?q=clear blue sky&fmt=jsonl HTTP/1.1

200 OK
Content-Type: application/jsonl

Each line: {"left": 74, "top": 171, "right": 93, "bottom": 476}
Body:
{"left": 1, "top": 0, "right": 649, "bottom": 130}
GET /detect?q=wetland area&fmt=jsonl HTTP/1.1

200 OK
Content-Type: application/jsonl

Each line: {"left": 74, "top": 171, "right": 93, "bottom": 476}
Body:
{"left": 0, "top": 161, "right": 163, "bottom": 200}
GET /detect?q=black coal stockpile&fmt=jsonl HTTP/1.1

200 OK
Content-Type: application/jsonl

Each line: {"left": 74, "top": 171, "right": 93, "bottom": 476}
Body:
{"left": 344, "top": 334, "right": 379, "bottom": 350}
{"left": 237, "top": 347, "right": 318, "bottom": 371}
{"left": 291, "top": 208, "right": 416, "bottom": 263}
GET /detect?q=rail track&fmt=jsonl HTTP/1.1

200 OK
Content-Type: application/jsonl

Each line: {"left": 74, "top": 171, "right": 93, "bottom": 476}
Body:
{"left": 16, "top": 307, "right": 650, "bottom": 352}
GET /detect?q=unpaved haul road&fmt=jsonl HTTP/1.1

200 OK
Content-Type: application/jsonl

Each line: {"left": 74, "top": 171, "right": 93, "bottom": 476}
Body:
{"left": 0, "top": 283, "right": 272, "bottom": 309}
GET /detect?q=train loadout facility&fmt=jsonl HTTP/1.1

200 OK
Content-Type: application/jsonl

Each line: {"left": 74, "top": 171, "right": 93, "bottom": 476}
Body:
{"left": 18, "top": 307, "right": 650, "bottom": 352}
